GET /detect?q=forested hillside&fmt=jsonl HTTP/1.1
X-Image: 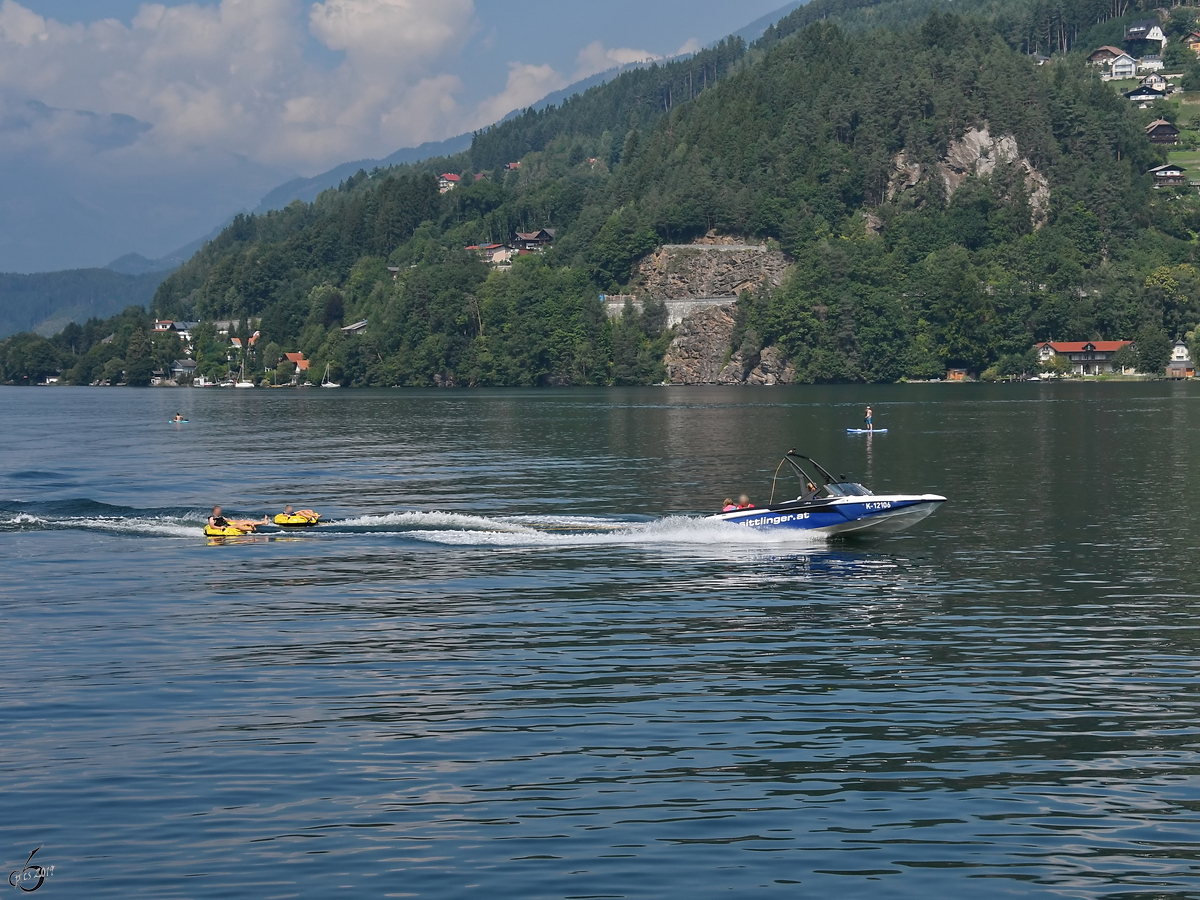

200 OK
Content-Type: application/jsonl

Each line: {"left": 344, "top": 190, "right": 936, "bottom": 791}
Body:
{"left": 5, "top": 0, "right": 1200, "bottom": 386}
{"left": 0, "top": 269, "right": 166, "bottom": 341}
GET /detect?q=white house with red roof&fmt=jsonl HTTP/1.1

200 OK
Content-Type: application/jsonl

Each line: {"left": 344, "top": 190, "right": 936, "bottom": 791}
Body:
{"left": 1036, "top": 340, "right": 1133, "bottom": 374}
{"left": 438, "top": 173, "right": 461, "bottom": 193}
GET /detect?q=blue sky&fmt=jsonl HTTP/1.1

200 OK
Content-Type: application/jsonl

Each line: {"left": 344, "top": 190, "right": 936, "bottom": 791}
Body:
{"left": 0, "top": 1, "right": 795, "bottom": 271}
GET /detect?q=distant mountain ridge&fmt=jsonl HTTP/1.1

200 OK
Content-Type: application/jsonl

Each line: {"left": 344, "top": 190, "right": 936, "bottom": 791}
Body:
{"left": 0, "top": 269, "right": 167, "bottom": 339}
{"left": 0, "top": 3, "right": 807, "bottom": 340}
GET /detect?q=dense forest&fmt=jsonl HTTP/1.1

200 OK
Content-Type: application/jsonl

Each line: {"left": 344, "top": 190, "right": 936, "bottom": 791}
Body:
{"left": 5, "top": 0, "right": 1200, "bottom": 386}
{"left": 0, "top": 268, "right": 166, "bottom": 342}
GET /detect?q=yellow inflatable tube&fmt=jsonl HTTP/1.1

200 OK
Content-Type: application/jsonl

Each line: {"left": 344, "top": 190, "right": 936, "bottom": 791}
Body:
{"left": 274, "top": 512, "right": 321, "bottom": 526}
{"left": 204, "top": 524, "right": 253, "bottom": 537}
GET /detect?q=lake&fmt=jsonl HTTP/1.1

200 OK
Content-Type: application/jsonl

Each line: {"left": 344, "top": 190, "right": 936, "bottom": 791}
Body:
{"left": 3, "top": 383, "right": 1200, "bottom": 898}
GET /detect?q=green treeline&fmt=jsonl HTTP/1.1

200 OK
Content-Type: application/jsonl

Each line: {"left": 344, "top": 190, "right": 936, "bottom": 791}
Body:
{"left": 7, "top": 4, "right": 1200, "bottom": 385}
{"left": 0, "top": 268, "right": 167, "bottom": 341}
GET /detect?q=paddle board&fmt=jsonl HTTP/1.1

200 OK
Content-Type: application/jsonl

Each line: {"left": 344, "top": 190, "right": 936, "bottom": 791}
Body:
{"left": 846, "top": 428, "right": 887, "bottom": 433}
{"left": 169, "top": 420, "right": 189, "bottom": 424}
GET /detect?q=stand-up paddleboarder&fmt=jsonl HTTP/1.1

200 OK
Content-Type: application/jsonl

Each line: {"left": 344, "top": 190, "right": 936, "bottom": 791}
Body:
{"left": 864, "top": 406, "right": 873, "bottom": 433}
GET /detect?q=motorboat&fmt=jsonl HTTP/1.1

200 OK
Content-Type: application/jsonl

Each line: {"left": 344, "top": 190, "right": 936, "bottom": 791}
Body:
{"left": 709, "top": 450, "right": 946, "bottom": 536}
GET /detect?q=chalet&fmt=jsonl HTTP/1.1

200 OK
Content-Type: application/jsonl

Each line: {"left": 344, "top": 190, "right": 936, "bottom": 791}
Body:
{"left": 438, "top": 173, "right": 461, "bottom": 194}
{"left": 1138, "top": 55, "right": 1165, "bottom": 73}
{"left": 1125, "top": 20, "right": 1166, "bottom": 45}
{"left": 513, "top": 228, "right": 556, "bottom": 251}
{"left": 340, "top": 319, "right": 368, "bottom": 335}
{"left": 1140, "top": 72, "right": 1167, "bottom": 91}
{"left": 1108, "top": 53, "right": 1138, "bottom": 79}
{"left": 1166, "top": 340, "right": 1195, "bottom": 378}
{"left": 466, "top": 243, "right": 515, "bottom": 267}
{"left": 505, "top": 162, "right": 521, "bottom": 170}
{"left": 1087, "top": 45, "right": 1124, "bottom": 65}
{"left": 284, "top": 352, "right": 310, "bottom": 373}
{"left": 1126, "top": 84, "right": 1166, "bottom": 102}
{"left": 1146, "top": 119, "right": 1180, "bottom": 144}
{"left": 1185, "top": 32, "right": 1200, "bottom": 54}
{"left": 1148, "top": 163, "right": 1186, "bottom": 187}
{"left": 1036, "top": 340, "right": 1133, "bottom": 375}
{"left": 153, "top": 319, "right": 174, "bottom": 333}
{"left": 172, "top": 321, "right": 198, "bottom": 341}
{"left": 169, "top": 359, "right": 197, "bottom": 380}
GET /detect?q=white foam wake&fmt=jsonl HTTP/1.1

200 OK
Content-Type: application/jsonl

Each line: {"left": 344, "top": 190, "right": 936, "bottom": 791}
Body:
{"left": 331, "top": 510, "right": 827, "bottom": 548}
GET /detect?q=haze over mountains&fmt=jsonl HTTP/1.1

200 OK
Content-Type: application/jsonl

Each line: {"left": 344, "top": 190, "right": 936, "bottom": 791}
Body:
{"left": 0, "top": 2, "right": 801, "bottom": 338}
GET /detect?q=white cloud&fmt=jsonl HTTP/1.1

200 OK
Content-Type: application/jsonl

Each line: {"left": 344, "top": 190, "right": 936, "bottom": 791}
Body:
{"left": 0, "top": 0, "right": 48, "bottom": 46}
{"left": 573, "top": 40, "right": 659, "bottom": 80}
{"left": 0, "top": 0, "right": 479, "bottom": 170}
{"left": 471, "top": 62, "right": 564, "bottom": 128}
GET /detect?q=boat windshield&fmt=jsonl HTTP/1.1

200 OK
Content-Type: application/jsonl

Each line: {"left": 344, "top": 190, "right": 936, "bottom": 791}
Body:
{"left": 824, "top": 482, "right": 874, "bottom": 497}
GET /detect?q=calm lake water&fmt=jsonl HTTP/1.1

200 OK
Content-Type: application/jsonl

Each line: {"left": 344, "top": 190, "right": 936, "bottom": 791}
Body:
{"left": 3, "top": 383, "right": 1200, "bottom": 898}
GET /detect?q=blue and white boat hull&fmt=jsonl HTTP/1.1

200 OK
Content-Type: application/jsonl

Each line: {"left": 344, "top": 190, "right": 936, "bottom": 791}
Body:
{"left": 709, "top": 494, "right": 946, "bottom": 536}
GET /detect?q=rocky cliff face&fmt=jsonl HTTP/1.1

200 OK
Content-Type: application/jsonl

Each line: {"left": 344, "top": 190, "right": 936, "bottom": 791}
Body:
{"left": 630, "top": 236, "right": 794, "bottom": 385}
{"left": 662, "top": 307, "right": 796, "bottom": 385}
{"left": 888, "top": 124, "right": 1049, "bottom": 228}
{"left": 634, "top": 241, "right": 790, "bottom": 300}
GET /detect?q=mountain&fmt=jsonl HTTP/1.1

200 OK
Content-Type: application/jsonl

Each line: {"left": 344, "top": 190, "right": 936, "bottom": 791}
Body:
{"left": 9, "top": 0, "right": 1194, "bottom": 386}
{"left": 0, "top": 269, "right": 168, "bottom": 340}
{"left": 247, "top": 62, "right": 699, "bottom": 215}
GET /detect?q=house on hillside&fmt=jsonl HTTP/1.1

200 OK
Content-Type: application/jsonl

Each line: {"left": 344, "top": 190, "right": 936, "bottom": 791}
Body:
{"left": 170, "top": 359, "right": 197, "bottom": 381}
{"left": 1108, "top": 53, "right": 1138, "bottom": 79}
{"left": 1146, "top": 119, "right": 1180, "bottom": 144}
{"left": 1125, "top": 19, "right": 1167, "bottom": 46}
{"left": 284, "top": 352, "right": 309, "bottom": 372}
{"left": 1167, "top": 340, "right": 1195, "bottom": 378}
{"left": 1138, "top": 56, "right": 1165, "bottom": 73}
{"left": 1140, "top": 72, "right": 1168, "bottom": 91}
{"left": 1126, "top": 84, "right": 1167, "bottom": 102}
{"left": 1088, "top": 45, "right": 1125, "bottom": 65}
{"left": 505, "top": 162, "right": 521, "bottom": 170}
{"left": 340, "top": 319, "right": 368, "bottom": 335}
{"left": 1149, "top": 163, "right": 1187, "bottom": 187}
{"left": 153, "top": 319, "right": 174, "bottom": 333}
{"left": 1036, "top": 340, "right": 1133, "bottom": 374}
{"left": 513, "top": 228, "right": 556, "bottom": 252}
{"left": 466, "top": 243, "right": 515, "bottom": 267}
{"left": 438, "top": 173, "right": 461, "bottom": 194}
{"left": 1185, "top": 32, "right": 1200, "bottom": 54}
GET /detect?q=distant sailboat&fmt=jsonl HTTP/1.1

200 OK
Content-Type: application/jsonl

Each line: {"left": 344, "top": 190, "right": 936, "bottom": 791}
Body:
{"left": 321, "top": 363, "right": 340, "bottom": 388}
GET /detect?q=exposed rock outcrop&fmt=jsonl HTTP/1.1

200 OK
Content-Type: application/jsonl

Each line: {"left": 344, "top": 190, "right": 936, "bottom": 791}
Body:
{"left": 889, "top": 125, "right": 1049, "bottom": 228}
{"left": 663, "top": 308, "right": 796, "bottom": 385}
{"left": 634, "top": 240, "right": 790, "bottom": 300}
{"left": 663, "top": 306, "right": 739, "bottom": 384}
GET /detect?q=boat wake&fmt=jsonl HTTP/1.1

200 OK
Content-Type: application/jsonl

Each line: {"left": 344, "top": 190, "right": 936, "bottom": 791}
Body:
{"left": 283, "top": 511, "right": 827, "bottom": 547}
{"left": 0, "top": 502, "right": 827, "bottom": 546}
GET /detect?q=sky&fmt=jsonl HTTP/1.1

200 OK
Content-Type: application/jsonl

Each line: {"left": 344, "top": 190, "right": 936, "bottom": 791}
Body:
{"left": 0, "top": 0, "right": 793, "bottom": 272}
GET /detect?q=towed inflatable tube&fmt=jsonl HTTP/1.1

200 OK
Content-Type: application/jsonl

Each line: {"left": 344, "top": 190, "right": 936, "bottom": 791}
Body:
{"left": 274, "top": 513, "right": 321, "bottom": 526}
{"left": 204, "top": 524, "right": 252, "bottom": 537}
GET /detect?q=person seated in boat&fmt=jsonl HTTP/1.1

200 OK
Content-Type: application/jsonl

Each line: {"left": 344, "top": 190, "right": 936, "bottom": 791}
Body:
{"left": 736, "top": 494, "right": 754, "bottom": 509}
{"left": 722, "top": 498, "right": 737, "bottom": 512}
{"left": 799, "top": 481, "right": 818, "bottom": 500}
{"left": 281, "top": 504, "right": 319, "bottom": 519}
{"left": 208, "top": 505, "right": 267, "bottom": 531}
